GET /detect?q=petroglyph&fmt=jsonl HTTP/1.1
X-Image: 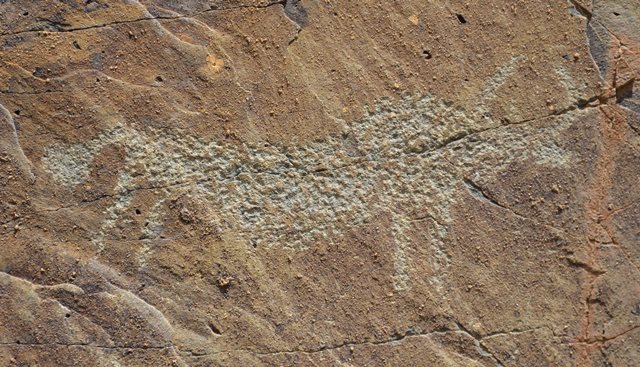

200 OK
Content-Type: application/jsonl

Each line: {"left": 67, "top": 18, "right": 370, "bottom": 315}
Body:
{"left": 41, "top": 57, "right": 576, "bottom": 291}
{"left": 42, "top": 100, "right": 575, "bottom": 291}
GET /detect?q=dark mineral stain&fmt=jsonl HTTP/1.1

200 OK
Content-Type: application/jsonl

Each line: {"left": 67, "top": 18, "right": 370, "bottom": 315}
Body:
{"left": 32, "top": 67, "right": 48, "bottom": 78}
{"left": 284, "top": 0, "right": 307, "bottom": 27}
{"left": 586, "top": 23, "right": 609, "bottom": 79}
{"left": 2, "top": 36, "right": 26, "bottom": 48}
{"left": 91, "top": 53, "right": 104, "bottom": 70}
{"left": 616, "top": 79, "right": 634, "bottom": 103}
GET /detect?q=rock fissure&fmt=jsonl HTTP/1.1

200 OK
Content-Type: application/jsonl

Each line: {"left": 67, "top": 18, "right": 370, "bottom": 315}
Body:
{"left": 0, "top": 1, "right": 288, "bottom": 38}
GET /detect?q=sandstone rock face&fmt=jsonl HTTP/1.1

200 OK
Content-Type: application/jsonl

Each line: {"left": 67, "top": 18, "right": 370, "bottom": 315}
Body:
{"left": 0, "top": 1, "right": 638, "bottom": 366}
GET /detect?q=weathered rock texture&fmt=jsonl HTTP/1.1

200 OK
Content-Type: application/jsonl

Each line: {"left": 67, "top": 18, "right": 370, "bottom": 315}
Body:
{"left": 0, "top": 0, "right": 639, "bottom": 366}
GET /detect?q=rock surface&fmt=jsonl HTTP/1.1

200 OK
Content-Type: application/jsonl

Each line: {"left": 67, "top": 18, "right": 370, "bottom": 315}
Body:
{"left": 0, "top": 1, "right": 639, "bottom": 366}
